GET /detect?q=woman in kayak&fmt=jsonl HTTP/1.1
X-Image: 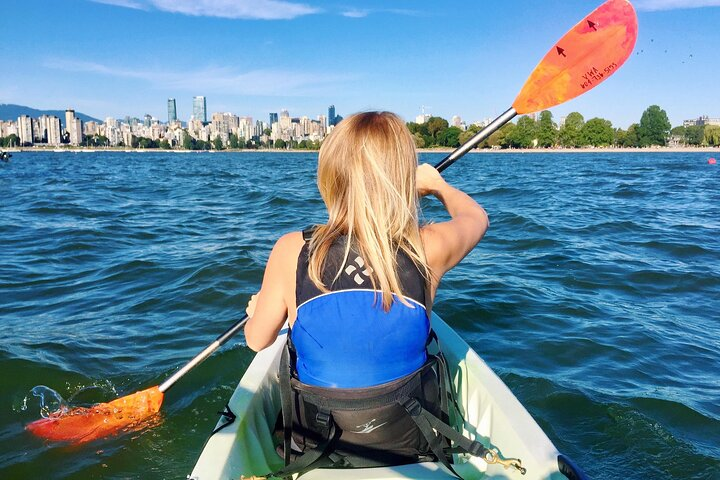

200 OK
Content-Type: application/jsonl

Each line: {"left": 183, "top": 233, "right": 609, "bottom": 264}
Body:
{"left": 245, "top": 111, "right": 487, "bottom": 362}
{"left": 243, "top": 111, "right": 488, "bottom": 471}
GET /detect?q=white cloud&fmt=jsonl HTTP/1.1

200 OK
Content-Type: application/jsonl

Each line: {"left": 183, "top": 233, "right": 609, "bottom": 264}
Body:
{"left": 89, "top": 0, "right": 320, "bottom": 20}
{"left": 341, "top": 9, "right": 369, "bottom": 18}
{"left": 43, "top": 59, "right": 354, "bottom": 97}
{"left": 340, "top": 7, "right": 420, "bottom": 18}
{"left": 635, "top": 0, "right": 720, "bottom": 10}
{"left": 92, "top": 0, "right": 147, "bottom": 9}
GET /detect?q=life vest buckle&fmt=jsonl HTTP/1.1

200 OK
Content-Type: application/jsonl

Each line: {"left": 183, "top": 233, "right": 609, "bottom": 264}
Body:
{"left": 315, "top": 412, "right": 331, "bottom": 427}
{"left": 468, "top": 440, "right": 487, "bottom": 457}
{"left": 401, "top": 397, "right": 423, "bottom": 417}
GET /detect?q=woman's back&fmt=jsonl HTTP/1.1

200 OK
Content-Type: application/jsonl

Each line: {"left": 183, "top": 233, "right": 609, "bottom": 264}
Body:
{"left": 293, "top": 235, "right": 429, "bottom": 388}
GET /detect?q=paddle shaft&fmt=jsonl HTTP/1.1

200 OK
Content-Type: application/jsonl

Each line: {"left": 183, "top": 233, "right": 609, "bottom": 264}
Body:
{"left": 434, "top": 107, "right": 517, "bottom": 173}
{"left": 158, "top": 315, "right": 249, "bottom": 393}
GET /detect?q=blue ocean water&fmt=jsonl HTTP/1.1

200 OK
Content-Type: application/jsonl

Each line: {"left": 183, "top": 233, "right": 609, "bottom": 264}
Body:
{"left": 1, "top": 151, "right": 718, "bottom": 479}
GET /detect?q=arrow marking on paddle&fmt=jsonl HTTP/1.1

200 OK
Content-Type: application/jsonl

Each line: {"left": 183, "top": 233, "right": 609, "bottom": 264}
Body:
{"left": 556, "top": 46, "right": 567, "bottom": 57}
{"left": 588, "top": 20, "right": 598, "bottom": 31}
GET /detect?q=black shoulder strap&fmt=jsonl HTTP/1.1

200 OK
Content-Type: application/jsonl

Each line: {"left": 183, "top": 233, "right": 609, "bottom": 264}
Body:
{"left": 302, "top": 225, "right": 317, "bottom": 243}
{"left": 279, "top": 340, "right": 293, "bottom": 466}
{"left": 423, "top": 280, "right": 433, "bottom": 316}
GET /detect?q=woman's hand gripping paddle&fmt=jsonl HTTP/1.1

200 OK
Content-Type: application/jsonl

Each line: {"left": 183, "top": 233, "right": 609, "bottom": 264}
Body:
{"left": 25, "top": 0, "right": 638, "bottom": 446}
{"left": 435, "top": 0, "right": 638, "bottom": 172}
{"left": 26, "top": 316, "right": 249, "bottom": 444}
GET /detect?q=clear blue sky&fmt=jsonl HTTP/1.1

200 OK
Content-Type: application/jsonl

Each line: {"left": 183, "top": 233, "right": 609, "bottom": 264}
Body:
{"left": 2, "top": 0, "right": 719, "bottom": 128}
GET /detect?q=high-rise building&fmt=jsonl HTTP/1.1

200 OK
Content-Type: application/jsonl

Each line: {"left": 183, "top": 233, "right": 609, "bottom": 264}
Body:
{"left": 65, "top": 109, "right": 76, "bottom": 132}
{"left": 39, "top": 115, "right": 62, "bottom": 145}
{"left": 32, "top": 118, "right": 43, "bottom": 143}
{"left": 168, "top": 98, "right": 177, "bottom": 123}
{"left": 193, "top": 96, "right": 207, "bottom": 123}
{"left": 38, "top": 115, "right": 51, "bottom": 143}
{"left": 47, "top": 116, "right": 62, "bottom": 146}
{"left": 269, "top": 112, "right": 278, "bottom": 125}
{"left": 70, "top": 118, "right": 83, "bottom": 146}
{"left": 18, "top": 115, "right": 33, "bottom": 146}
{"left": 328, "top": 105, "right": 336, "bottom": 127}
{"left": 279, "top": 110, "right": 291, "bottom": 131}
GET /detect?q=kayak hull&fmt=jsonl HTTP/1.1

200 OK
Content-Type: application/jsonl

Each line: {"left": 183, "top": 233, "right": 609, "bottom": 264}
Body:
{"left": 190, "top": 314, "right": 576, "bottom": 479}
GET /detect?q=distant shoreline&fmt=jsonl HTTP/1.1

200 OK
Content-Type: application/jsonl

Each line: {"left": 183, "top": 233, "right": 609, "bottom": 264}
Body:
{"left": 417, "top": 146, "right": 720, "bottom": 154}
{"left": 3, "top": 146, "right": 719, "bottom": 154}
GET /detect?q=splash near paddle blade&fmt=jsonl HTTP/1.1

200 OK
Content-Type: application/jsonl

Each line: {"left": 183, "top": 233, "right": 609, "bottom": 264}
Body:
{"left": 26, "top": 386, "right": 164, "bottom": 444}
{"left": 512, "top": 0, "right": 638, "bottom": 114}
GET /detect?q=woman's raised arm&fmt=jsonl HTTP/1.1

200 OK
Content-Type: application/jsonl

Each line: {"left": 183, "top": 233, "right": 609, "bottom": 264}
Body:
{"left": 417, "top": 163, "right": 489, "bottom": 285}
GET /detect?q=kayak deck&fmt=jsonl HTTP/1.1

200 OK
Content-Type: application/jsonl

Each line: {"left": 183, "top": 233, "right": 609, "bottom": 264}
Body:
{"left": 191, "top": 314, "right": 569, "bottom": 479}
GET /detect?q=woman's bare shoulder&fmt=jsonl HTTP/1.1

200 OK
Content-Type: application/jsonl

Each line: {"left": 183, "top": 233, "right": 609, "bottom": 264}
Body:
{"left": 271, "top": 231, "right": 306, "bottom": 261}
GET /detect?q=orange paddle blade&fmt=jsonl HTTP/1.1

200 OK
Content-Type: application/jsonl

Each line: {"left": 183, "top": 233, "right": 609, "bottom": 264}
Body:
{"left": 512, "top": 0, "right": 638, "bottom": 114}
{"left": 26, "top": 386, "right": 164, "bottom": 444}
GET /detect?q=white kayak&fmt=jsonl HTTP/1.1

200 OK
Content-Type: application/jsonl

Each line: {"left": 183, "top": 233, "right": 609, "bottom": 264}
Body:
{"left": 190, "top": 313, "right": 584, "bottom": 480}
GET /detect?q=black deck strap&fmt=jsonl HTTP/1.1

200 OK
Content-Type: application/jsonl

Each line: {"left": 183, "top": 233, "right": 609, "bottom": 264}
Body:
{"left": 405, "top": 397, "right": 491, "bottom": 456}
{"left": 401, "top": 397, "right": 492, "bottom": 478}
{"left": 438, "top": 349, "right": 463, "bottom": 417}
{"left": 426, "top": 329, "right": 462, "bottom": 418}
{"left": 279, "top": 341, "right": 293, "bottom": 466}
{"left": 210, "top": 403, "right": 236, "bottom": 435}
{"left": 267, "top": 415, "right": 338, "bottom": 479}
{"left": 400, "top": 397, "right": 461, "bottom": 478}
{"left": 425, "top": 330, "right": 452, "bottom": 426}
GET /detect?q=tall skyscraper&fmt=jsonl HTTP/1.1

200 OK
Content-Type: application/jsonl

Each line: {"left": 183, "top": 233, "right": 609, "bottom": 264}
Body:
{"left": 193, "top": 96, "right": 207, "bottom": 123}
{"left": 18, "top": 115, "right": 33, "bottom": 146}
{"left": 269, "top": 112, "right": 278, "bottom": 125}
{"left": 47, "top": 117, "right": 62, "bottom": 146}
{"left": 328, "top": 105, "right": 336, "bottom": 127}
{"left": 70, "top": 118, "right": 83, "bottom": 146}
{"left": 168, "top": 98, "right": 177, "bottom": 123}
{"left": 65, "top": 109, "right": 75, "bottom": 131}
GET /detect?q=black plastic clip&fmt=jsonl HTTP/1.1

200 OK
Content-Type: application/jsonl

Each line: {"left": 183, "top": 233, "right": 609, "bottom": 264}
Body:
{"left": 315, "top": 412, "right": 331, "bottom": 427}
{"left": 401, "top": 397, "right": 423, "bottom": 417}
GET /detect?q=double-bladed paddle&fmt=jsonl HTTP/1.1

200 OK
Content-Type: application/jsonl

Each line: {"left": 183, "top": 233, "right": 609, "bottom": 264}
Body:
{"left": 27, "top": 0, "right": 638, "bottom": 444}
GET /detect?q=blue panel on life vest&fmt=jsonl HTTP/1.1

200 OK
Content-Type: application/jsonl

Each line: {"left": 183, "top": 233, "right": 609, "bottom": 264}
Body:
{"left": 292, "top": 290, "right": 429, "bottom": 388}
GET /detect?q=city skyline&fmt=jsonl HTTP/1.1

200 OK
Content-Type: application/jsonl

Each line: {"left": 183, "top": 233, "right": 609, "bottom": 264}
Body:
{"left": 2, "top": 1, "right": 720, "bottom": 128}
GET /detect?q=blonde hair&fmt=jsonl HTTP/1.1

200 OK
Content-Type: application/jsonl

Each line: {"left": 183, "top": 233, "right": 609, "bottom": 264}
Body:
{"left": 308, "top": 111, "right": 429, "bottom": 310}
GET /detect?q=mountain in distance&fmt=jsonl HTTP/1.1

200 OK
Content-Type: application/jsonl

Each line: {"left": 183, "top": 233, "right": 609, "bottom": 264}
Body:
{"left": 0, "top": 104, "right": 102, "bottom": 126}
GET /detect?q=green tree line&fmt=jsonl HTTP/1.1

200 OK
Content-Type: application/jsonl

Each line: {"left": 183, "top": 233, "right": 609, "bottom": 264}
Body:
{"left": 407, "top": 105, "right": 720, "bottom": 149}
{"left": 0, "top": 134, "right": 20, "bottom": 148}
